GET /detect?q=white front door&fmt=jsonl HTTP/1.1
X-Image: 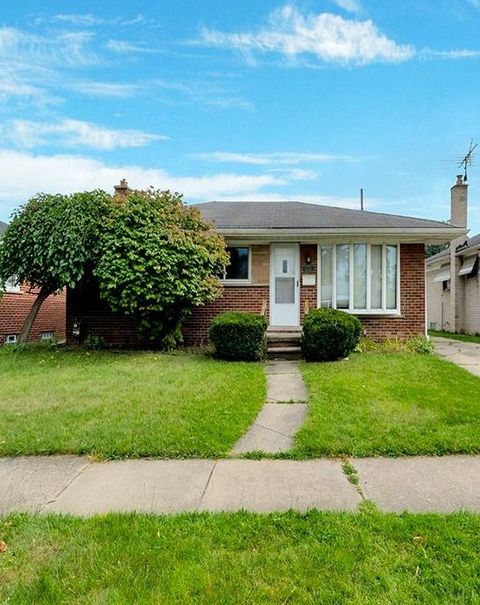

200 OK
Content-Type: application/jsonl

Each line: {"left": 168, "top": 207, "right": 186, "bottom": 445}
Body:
{"left": 270, "top": 244, "right": 300, "bottom": 326}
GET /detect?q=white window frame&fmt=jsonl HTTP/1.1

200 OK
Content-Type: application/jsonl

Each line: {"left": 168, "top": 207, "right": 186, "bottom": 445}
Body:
{"left": 3, "top": 275, "right": 21, "bottom": 294}
{"left": 317, "top": 243, "right": 401, "bottom": 315}
{"left": 221, "top": 245, "right": 252, "bottom": 284}
{"left": 41, "top": 331, "right": 54, "bottom": 341}
{"left": 4, "top": 334, "right": 18, "bottom": 344}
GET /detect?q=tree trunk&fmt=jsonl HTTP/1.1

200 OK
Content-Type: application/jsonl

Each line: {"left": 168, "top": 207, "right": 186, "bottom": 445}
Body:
{"left": 18, "top": 286, "right": 52, "bottom": 344}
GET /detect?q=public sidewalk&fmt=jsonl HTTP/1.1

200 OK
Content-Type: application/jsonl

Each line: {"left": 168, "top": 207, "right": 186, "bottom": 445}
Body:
{"left": 2, "top": 454, "right": 479, "bottom": 516}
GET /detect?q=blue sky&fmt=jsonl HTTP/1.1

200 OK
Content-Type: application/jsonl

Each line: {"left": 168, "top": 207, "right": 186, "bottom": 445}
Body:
{"left": 1, "top": 0, "right": 480, "bottom": 233}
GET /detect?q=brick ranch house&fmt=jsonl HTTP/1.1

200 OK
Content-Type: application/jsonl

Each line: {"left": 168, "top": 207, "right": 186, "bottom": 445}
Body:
{"left": 66, "top": 188, "right": 464, "bottom": 347}
{"left": 0, "top": 220, "right": 66, "bottom": 345}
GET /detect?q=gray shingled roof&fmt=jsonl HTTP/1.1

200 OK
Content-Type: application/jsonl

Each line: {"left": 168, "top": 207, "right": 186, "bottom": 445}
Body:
{"left": 0, "top": 221, "right": 7, "bottom": 235}
{"left": 428, "top": 232, "right": 480, "bottom": 263}
{"left": 194, "top": 201, "right": 456, "bottom": 230}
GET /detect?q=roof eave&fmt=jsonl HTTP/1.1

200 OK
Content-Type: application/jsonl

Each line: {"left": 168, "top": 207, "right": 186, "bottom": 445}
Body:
{"left": 215, "top": 226, "right": 466, "bottom": 243}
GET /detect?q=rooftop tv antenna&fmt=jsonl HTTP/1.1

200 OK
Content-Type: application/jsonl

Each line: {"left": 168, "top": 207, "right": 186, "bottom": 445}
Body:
{"left": 459, "top": 139, "right": 477, "bottom": 182}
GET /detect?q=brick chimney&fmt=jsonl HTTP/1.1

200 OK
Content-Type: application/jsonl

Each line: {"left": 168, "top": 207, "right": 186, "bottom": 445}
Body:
{"left": 449, "top": 175, "right": 468, "bottom": 332}
{"left": 451, "top": 174, "right": 468, "bottom": 229}
{"left": 114, "top": 178, "right": 131, "bottom": 198}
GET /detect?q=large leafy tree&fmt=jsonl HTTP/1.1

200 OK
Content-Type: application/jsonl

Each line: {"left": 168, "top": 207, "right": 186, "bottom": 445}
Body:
{"left": 0, "top": 191, "right": 112, "bottom": 343}
{"left": 94, "top": 189, "right": 228, "bottom": 348}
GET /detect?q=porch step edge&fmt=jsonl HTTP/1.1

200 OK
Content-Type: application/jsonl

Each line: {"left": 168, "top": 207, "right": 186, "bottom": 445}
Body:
{"left": 267, "top": 346, "right": 302, "bottom": 360}
{"left": 267, "top": 346, "right": 302, "bottom": 354}
{"left": 267, "top": 332, "right": 302, "bottom": 341}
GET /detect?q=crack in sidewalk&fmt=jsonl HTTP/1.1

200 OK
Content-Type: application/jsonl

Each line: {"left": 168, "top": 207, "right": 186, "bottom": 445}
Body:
{"left": 253, "top": 422, "right": 294, "bottom": 440}
{"left": 41, "top": 458, "right": 91, "bottom": 511}
{"left": 341, "top": 458, "right": 365, "bottom": 500}
{"left": 197, "top": 461, "right": 217, "bottom": 509}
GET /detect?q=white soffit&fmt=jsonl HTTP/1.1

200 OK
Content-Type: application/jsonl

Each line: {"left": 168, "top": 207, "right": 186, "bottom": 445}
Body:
{"left": 458, "top": 254, "right": 479, "bottom": 276}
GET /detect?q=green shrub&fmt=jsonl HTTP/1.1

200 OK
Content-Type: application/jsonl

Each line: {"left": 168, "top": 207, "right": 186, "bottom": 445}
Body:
{"left": 209, "top": 312, "right": 267, "bottom": 361}
{"left": 83, "top": 335, "right": 107, "bottom": 351}
{"left": 301, "top": 308, "right": 362, "bottom": 362}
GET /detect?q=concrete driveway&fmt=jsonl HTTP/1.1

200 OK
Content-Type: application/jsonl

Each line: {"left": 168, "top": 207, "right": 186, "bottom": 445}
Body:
{"left": 432, "top": 336, "right": 480, "bottom": 377}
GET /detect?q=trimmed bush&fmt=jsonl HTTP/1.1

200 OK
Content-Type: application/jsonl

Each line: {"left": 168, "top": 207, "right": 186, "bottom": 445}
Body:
{"left": 301, "top": 308, "right": 362, "bottom": 362}
{"left": 209, "top": 312, "right": 267, "bottom": 361}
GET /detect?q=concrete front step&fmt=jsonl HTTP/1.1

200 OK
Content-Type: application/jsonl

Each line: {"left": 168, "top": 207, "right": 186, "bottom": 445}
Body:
{"left": 268, "top": 340, "right": 301, "bottom": 349}
{"left": 267, "top": 327, "right": 302, "bottom": 359}
{"left": 267, "top": 331, "right": 302, "bottom": 339}
{"left": 267, "top": 346, "right": 302, "bottom": 360}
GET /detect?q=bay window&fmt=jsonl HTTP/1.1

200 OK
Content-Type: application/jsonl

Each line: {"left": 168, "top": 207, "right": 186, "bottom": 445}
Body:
{"left": 319, "top": 243, "right": 399, "bottom": 313}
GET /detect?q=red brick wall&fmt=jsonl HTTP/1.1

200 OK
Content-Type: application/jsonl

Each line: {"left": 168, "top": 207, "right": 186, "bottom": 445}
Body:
{"left": 300, "top": 244, "right": 317, "bottom": 323}
{"left": 184, "top": 244, "right": 425, "bottom": 343}
{"left": 64, "top": 243, "right": 426, "bottom": 347}
{"left": 0, "top": 285, "right": 66, "bottom": 345}
{"left": 360, "top": 243, "right": 426, "bottom": 339}
{"left": 66, "top": 279, "right": 143, "bottom": 347}
{"left": 182, "top": 286, "right": 270, "bottom": 346}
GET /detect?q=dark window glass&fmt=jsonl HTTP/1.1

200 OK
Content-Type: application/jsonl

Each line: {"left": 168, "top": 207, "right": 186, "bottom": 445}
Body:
{"left": 225, "top": 247, "right": 249, "bottom": 280}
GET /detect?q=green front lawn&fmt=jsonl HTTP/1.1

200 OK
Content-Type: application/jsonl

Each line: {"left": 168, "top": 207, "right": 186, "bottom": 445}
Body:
{"left": 294, "top": 353, "right": 480, "bottom": 457}
{"left": 1, "top": 510, "right": 479, "bottom": 604}
{"left": 0, "top": 349, "right": 265, "bottom": 459}
{"left": 429, "top": 330, "right": 480, "bottom": 344}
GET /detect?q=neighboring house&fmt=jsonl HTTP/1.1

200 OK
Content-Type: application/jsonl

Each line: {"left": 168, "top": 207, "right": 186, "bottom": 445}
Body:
{"left": 0, "top": 221, "right": 66, "bottom": 345}
{"left": 66, "top": 181, "right": 464, "bottom": 347}
{"left": 426, "top": 176, "right": 480, "bottom": 334}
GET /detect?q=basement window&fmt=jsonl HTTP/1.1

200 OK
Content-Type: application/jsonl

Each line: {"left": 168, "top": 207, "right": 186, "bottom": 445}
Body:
{"left": 41, "top": 331, "right": 54, "bottom": 341}
{"left": 224, "top": 247, "right": 250, "bottom": 281}
{"left": 4, "top": 334, "right": 18, "bottom": 345}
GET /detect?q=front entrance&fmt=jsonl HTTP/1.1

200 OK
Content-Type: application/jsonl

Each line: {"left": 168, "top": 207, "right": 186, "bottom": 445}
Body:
{"left": 270, "top": 244, "right": 300, "bottom": 326}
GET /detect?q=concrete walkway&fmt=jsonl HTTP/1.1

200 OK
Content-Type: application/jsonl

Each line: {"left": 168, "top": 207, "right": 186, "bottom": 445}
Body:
{"left": 433, "top": 336, "right": 480, "bottom": 377}
{"left": 232, "top": 360, "right": 308, "bottom": 454}
{"left": 2, "top": 455, "right": 479, "bottom": 516}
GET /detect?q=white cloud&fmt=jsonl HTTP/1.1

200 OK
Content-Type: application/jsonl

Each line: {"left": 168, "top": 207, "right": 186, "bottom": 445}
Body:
{"left": 420, "top": 48, "right": 480, "bottom": 59}
{"left": 198, "top": 4, "right": 415, "bottom": 66}
{"left": 106, "top": 39, "right": 159, "bottom": 54}
{"left": 332, "top": 0, "right": 362, "bottom": 14}
{"left": 0, "top": 27, "right": 98, "bottom": 69}
{"left": 1, "top": 119, "right": 168, "bottom": 150}
{"left": 0, "top": 149, "right": 283, "bottom": 212}
{"left": 34, "top": 13, "right": 147, "bottom": 27}
{"left": 0, "top": 26, "right": 101, "bottom": 107}
{"left": 0, "top": 149, "right": 366, "bottom": 220}
{"left": 276, "top": 168, "right": 319, "bottom": 180}
{"left": 74, "top": 81, "right": 142, "bottom": 97}
{"left": 0, "top": 79, "right": 48, "bottom": 101}
{"left": 195, "top": 151, "right": 357, "bottom": 165}
{"left": 153, "top": 79, "right": 254, "bottom": 111}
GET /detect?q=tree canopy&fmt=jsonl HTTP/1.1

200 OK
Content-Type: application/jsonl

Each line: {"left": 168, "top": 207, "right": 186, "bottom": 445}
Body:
{"left": 1, "top": 187, "right": 227, "bottom": 347}
{"left": 0, "top": 190, "right": 112, "bottom": 343}
{"left": 94, "top": 189, "right": 228, "bottom": 348}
